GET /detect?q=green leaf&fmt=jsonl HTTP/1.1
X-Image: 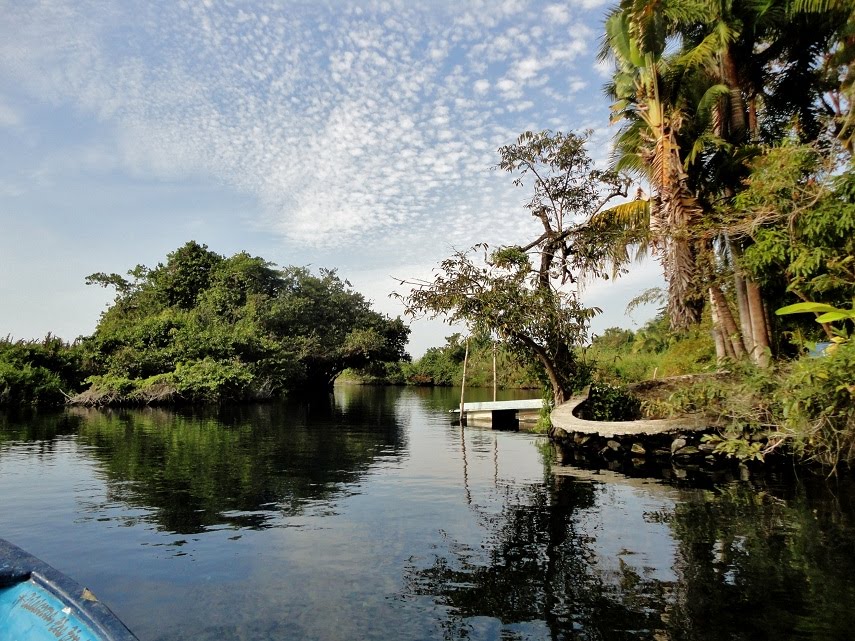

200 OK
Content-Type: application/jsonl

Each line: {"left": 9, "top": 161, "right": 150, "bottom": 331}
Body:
{"left": 775, "top": 302, "right": 840, "bottom": 316}
{"left": 816, "top": 311, "right": 854, "bottom": 323}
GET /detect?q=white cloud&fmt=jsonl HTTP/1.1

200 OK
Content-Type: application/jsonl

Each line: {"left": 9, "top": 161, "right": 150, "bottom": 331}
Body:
{"left": 544, "top": 5, "right": 571, "bottom": 24}
{"left": 0, "top": 0, "right": 615, "bottom": 265}
{"left": 473, "top": 78, "right": 490, "bottom": 95}
{"left": 508, "top": 100, "right": 534, "bottom": 112}
{"left": 509, "top": 56, "right": 542, "bottom": 82}
{"left": 495, "top": 77, "right": 522, "bottom": 99}
{"left": 0, "top": 98, "right": 21, "bottom": 127}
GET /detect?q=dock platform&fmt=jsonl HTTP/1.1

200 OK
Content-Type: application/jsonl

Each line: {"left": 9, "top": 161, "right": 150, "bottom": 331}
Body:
{"left": 451, "top": 399, "right": 542, "bottom": 428}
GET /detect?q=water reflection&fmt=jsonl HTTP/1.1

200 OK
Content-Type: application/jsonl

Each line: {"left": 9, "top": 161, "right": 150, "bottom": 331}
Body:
{"left": 1, "top": 386, "right": 407, "bottom": 534}
{"left": 406, "top": 456, "right": 855, "bottom": 641}
{"left": 406, "top": 475, "right": 669, "bottom": 640}
{"left": 2, "top": 388, "right": 855, "bottom": 640}
{"left": 664, "top": 479, "right": 855, "bottom": 641}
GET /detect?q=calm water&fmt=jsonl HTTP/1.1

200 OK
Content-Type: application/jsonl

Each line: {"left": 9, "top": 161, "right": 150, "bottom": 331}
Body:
{"left": 2, "top": 386, "right": 855, "bottom": 641}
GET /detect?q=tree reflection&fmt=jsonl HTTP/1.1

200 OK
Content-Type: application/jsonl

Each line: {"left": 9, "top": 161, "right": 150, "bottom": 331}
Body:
{"left": 665, "top": 480, "right": 855, "bottom": 641}
{"left": 406, "top": 476, "right": 669, "bottom": 640}
{"left": 0, "top": 409, "right": 85, "bottom": 445}
{"left": 0, "top": 386, "right": 407, "bottom": 534}
{"left": 406, "top": 467, "right": 855, "bottom": 641}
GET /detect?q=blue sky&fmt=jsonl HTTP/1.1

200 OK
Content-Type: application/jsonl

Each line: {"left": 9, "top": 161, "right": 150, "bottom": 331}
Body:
{"left": 0, "top": 0, "right": 662, "bottom": 355}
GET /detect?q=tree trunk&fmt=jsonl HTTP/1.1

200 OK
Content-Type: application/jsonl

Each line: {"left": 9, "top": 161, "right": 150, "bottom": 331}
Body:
{"left": 728, "top": 239, "right": 756, "bottom": 357}
{"left": 665, "top": 233, "right": 704, "bottom": 329}
{"left": 459, "top": 338, "right": 469, "bottom": 423}
{"left": 748, "top": 95, "right": 759, "bottom": 141}
{"left": 746, "top": 280, "right": 771, "bottom": 367}
{"left": 733, "top": 271, "right": 755, "bottom": 353}
{"left": 646, "top": 99, "right": 704, "bottom": 330}
{"left": 721, "top": 49, "right": 747, "bottom": 141}
{"left": 514, "top": 333, "right": 569, "bottom": 406}
{"left": 709, "top": 289, "right": 729, "bottom": 364}
{"left": 710, "top": 285, "right": 746, "bottom": 359}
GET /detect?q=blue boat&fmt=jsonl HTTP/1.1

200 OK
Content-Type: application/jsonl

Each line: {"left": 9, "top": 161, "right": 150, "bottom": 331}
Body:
{"left": 0, "top": 538, "right": 138, "bottom": 641}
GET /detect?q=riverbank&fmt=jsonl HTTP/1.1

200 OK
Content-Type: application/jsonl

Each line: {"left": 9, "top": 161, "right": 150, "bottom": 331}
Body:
{"left": 549, "top": 383, "right": 723, "bottom": 476}
{"left": 549, "top": 354, "right": 855, "bottom": 475}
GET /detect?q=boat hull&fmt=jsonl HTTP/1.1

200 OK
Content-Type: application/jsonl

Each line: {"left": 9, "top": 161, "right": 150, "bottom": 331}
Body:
{"left": 0, "top": 538, "right": 138, "bottom": 641}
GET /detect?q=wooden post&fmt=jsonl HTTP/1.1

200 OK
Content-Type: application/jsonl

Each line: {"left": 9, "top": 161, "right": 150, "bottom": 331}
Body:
{"left": 459, "top": 337, "right": 469, "bottom": 425}
{"left": 492, "top": 341, "right": 497, "bottom": 402}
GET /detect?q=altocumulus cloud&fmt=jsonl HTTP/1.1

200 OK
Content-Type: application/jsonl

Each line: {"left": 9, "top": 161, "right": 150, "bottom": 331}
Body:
{"left": 0, "top": 0, "right": 614, "bottom": 257}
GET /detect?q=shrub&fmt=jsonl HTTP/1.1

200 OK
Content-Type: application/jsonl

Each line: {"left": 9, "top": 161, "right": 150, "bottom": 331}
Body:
{"left": 579, "top": 382, "right": 641, "bottom": 421}
{"left": 776, "top": 340, "right": 855, "bottom": 469}
{"left": 0, "top": 361, "right": 67, "bottom": 407}
{"left": 168, "top": 358, "right": 255, "bottom": 402}
{"left": 0, "top": 336, "right": 85, "bottom": 407}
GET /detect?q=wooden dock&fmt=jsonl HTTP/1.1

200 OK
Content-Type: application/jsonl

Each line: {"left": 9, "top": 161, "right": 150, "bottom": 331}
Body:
{"left": 451, "top": 399, "right": 542, "bottom": 428}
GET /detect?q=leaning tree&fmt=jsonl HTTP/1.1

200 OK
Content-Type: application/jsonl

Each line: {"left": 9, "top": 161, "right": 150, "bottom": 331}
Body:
{"left": 400, "top": 131, "right": 629, "bottom": 405}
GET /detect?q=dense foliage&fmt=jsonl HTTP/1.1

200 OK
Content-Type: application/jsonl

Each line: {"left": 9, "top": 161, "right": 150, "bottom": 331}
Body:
{"left": 0, "top": 336, "right": 84, "bottom": 407}
{"left": 77, "top": 241, "right": 409, "bottom": 404}
{"left": 735, "top": 146, "right": 855, "bottom": 340}
{"left": 586, "top": 315, "right": 717, "bottom": 383}
{"left": 577, "top": 382, "right": 642, "bottom": 422}
{"left": 576, "top": 0, "right": 855, "bottom": 467}
{"left": 776, "top": 339, "right": 855, "bottom": 469}
{"left": 595, "top": 0, "right": 853, "bottom": 368}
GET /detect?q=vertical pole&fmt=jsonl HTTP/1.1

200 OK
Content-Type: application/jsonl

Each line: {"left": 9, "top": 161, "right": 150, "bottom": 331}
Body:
{"left": 492, "top": 341, "right": 497, "bottom": 402}
{"left": 459, "top": 337, "right": 469, "bottom": 426}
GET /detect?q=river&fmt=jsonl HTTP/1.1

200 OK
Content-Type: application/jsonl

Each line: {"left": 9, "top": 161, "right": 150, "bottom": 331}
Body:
{"left": 1, "top": 385, "right": 854, "bottom": 640}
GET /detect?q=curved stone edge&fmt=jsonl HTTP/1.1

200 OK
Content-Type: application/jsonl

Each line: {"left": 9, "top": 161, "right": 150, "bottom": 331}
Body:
{"left": 550, "top": 394, "right": 707, "bottom": 439}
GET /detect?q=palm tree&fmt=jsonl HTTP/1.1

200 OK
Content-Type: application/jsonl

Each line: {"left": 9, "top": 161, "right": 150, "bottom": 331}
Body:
{"left": 601, "top": 2, "right": 709, "bottom": 330}
{"left": 596, "top": 0, "right": 850, "bottom": 365}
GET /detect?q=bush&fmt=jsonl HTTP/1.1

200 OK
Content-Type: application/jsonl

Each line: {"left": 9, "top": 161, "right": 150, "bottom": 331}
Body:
{"left": 586, "top": 314, "right": 716, "bottom": 384}
{"left": 579, "top": 382, "right": 641, "bottom": 421}
{"left": 656, "top": 331, "right": 716, "bottom": 377}
{"left": 0, "top": 361, "right": 67, "bottom": 407}
{"left": 168, "top": 358, "right": 255, "bottom": 402}
{"left": 0, "top": 336, "right": 85, "bottom": 407}
{"left": 777, "top": 340, "right": 855, "bottom": 469}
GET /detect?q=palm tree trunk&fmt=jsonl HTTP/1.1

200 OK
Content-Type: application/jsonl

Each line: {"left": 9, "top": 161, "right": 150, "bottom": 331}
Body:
{"left": 746, "top": 280, "right": 771, "bottom": 367}
{"left": 721, "top": 50, "right": 747, "bottom": 140}
{"left": 710, "top": 285, "right": 746, "bottom": 359}
{"left": 733, "top": 272, "right": 754, "bottom": 353}
{"left": 748, "top": 95, "right": 759, "bottom": 141}
{"left": 709, "top": 289, "right": 729, "bottom": 363}
{"left": 727, "top": 239, "right": 756, "bottom": 356}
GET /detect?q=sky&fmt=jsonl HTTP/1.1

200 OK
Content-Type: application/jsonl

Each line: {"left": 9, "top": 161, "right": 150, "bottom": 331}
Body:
{"left": 0, "top": 0, "right": 663, "bottom": 356}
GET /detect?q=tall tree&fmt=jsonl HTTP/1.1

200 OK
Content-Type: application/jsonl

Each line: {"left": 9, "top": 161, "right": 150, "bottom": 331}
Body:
{"left": 401, "top": 131, "right": 628, "bottom": 405}
{"left": 602, "top": 3, "right": 710, "bottom": 330}
{"left": 597, "top": 0, "right": 850, "bottom": 364}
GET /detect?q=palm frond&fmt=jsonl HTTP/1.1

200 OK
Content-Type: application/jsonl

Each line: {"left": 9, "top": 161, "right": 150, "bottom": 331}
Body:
{"left": 686, "top": 131, "right": 731, "bottom": 165}
{"left": 590, "top": 199, "right": 651, "bottom": 232}
{"left": 625, "top": 287, "right": 666, "bottom": 314}
{"left": 614, "top": 153, "right": 651, "bottom": 179}
{"left": 696, "top": 83, "right": 730, "bottom": 117}
{"left": 790, "top": 0, "right": 850, "bottom": 13}
{"left": 674, "top": 32, "right": 720, "bottom": 73}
